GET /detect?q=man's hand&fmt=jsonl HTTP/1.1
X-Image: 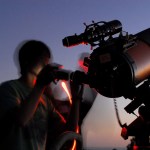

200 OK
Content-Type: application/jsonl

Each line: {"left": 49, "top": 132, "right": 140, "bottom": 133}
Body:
{"left": 36, "top": 64, "right": 55, "bottom": 87}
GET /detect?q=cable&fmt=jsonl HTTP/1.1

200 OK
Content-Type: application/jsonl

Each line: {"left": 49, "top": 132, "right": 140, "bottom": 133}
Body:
{"left": 113, "top": 98, "right": 124, "bottom": 128}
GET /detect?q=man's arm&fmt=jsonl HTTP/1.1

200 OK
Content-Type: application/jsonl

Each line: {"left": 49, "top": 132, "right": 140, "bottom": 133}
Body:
{"left": 18, "top": 65, "right": 55, "bottom": 126}
{"left": 16, "top": 84, "right": 45, "bottom": 126}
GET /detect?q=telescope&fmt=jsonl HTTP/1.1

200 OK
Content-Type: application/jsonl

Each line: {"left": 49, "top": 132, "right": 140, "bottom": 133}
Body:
{"left": 62, "top": 20, "right": 150, "bottom": 109}
{"left": 62, "top": 20, "right": 150, "bottom": 148}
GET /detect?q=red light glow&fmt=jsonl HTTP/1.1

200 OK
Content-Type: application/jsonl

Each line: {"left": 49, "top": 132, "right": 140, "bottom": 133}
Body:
{"left": 61, "top": 81, "right": 80, "bottom": 150}
{"left": 72, "top": 126, "right": 79, "bottom": 150}
{"left": 61, "top": 81, "right": 72, "bottom": 105}
{"left": 133, "top": 145, "right": 138, "bottom": 150}
{"left": 78, "top": 60, "right": 88, "bottom": 73}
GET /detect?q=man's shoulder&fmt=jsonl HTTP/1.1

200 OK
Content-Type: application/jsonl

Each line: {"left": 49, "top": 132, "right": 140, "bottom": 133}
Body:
{"left": 0, "top": 79, "right": 22, "bottom": 95}
{"left": 0, "top": 79, "right": 19, "bottom": 88}
{"left": 0, "top": 79, "right": 20, "bottom": 103}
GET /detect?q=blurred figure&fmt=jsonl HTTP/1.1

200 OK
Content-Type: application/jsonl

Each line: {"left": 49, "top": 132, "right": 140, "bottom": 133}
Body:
{"left": 0, "top": 40, "right": 83, "bottom": 150}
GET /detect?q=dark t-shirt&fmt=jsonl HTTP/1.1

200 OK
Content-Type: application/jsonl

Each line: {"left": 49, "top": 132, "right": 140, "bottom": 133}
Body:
{"left": 0, "top": 79, "right": 65, "bottom": 150}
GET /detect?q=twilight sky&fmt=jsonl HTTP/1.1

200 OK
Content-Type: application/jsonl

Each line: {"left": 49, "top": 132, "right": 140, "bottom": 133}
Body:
{"left": 1, "top": 0, "right": 150, "bottom": 149}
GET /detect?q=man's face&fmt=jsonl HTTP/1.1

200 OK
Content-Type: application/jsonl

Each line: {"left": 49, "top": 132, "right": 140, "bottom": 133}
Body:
{"left": 30, "top": 57, "right": 50, "bottom": 76}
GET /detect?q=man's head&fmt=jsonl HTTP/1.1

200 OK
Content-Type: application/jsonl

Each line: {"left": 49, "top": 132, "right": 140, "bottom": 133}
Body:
{"left": 18, "top": 40, "right": 51, "bottom": 76}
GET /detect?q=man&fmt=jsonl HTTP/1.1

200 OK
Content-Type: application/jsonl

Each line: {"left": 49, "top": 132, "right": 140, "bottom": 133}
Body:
{"left": 0, "top": 40, "right": 82, "bottom": 150}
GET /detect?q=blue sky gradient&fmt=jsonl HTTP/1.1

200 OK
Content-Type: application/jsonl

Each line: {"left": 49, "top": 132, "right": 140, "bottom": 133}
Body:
{"left": 1, "top": 0, "right": 150, "bottom": 148}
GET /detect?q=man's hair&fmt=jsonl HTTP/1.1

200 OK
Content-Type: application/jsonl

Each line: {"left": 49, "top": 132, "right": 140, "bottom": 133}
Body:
{"left": 18, "top": 40, "right": 51, "bottom": 75}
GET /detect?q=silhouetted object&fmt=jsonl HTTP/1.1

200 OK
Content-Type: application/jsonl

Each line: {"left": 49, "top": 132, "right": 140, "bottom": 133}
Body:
{"left": 77, "top": 52, "right": 97, "bottom": 126}
{"left": 63, "top": 20, "right": 150, "bottom": 149}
